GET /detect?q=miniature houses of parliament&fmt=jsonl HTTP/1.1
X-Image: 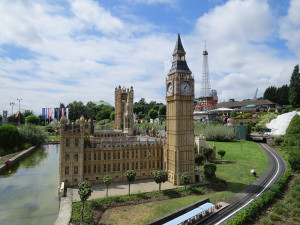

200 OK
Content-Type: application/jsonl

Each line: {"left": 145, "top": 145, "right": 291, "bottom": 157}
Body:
{"left": 59, "top": 34, "right": 196, "bottom": 187}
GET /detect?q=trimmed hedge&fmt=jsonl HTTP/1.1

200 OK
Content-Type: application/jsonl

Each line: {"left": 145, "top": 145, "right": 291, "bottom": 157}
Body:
{"left": 284, "top": 114, "right": 300, "bottom": 146}
{"left": 228, "top": 170, "right": 291, "bottom": 225}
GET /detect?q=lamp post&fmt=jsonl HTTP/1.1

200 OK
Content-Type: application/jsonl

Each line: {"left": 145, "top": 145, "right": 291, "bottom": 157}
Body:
{"left": 17, "top": 98, "right": 22, "bottom": 126}
{"left": 10, "top": 102, "right": 15, "bottom": 116}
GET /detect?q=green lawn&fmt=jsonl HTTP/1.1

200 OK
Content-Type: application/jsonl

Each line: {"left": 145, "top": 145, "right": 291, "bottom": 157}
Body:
{"left": 206, "top": 141, "right": 268, "bottom": 193}
{"left": 89, "top": 141, "right": 268, "bottom": 225}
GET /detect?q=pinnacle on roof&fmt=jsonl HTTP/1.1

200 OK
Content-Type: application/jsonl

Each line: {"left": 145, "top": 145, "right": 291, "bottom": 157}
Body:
{"left": 173, "top": 33, "right": 186, "bottom": 55}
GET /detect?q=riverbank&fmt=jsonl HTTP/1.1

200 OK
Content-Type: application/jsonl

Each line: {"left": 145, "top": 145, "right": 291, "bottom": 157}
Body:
{"left": 0, "top": 146, "right": 36, "bottom": 173}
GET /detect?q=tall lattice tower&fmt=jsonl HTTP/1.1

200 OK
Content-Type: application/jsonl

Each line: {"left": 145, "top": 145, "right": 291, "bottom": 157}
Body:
{"left": 200, "top": 46, "right": 211, "bottom": 97}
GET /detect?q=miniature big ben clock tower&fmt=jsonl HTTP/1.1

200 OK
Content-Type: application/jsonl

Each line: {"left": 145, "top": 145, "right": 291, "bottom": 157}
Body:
{"left": 165, "top": 34, "right": 195, "bottom": 185}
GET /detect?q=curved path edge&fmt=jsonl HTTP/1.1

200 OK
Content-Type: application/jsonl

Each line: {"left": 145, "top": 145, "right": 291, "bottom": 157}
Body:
{"left": 200, "top": 143, "right": 287, "bottom": 225}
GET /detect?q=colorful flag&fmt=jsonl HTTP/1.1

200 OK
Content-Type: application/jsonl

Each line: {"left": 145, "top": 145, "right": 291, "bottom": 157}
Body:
{"left": 66, "top": 108, "right": 69, "bottom": 120}
{"left": 42, "top": 108, "right": 46, "bottom": 119}
{"left": 62, "top": 108, "right": 65, "bottom": 117}
{"left": 15, "top": 111, "right": 19, "bottom": 118}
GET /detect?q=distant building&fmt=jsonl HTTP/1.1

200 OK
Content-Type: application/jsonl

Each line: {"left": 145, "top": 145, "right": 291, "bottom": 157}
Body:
{"left": 215, "top": 99, "right": 281, "bottom": 112}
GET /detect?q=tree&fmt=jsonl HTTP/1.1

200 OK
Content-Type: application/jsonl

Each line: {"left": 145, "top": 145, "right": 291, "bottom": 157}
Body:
{"left": 202, "top": 147, "right": 213, "bottom": 162}
{"left": 217, "top": 150, "right": 226, "bottom": 163}
{"left": 25, "top": 115, "right": 40, "bottom": 125}
{"left": 23, "top": 110, "right": 33, "bottom": 118}
{"left": 78, "top": 180, "right": 93, "bottom": 221}
{"left": 103, "top": 175, "right": 112, "bottom": 197}
{"left": 125, "top": 170, "right": 136, "bottom": 196}
{"left": 152, "top": 170, "right": 168, "bottom": 192}
{"left": 230, "top": 110, "right": 237, "bottom": 118}
{"left": 203, "top": 163, "right": 217, "bottom": 181}
{"left": 195, "top": 153, "right": 204, "bottom": 167}
{"left": 85, "top": 101, "right": 97, "bottom": 119}
{"left": 67, "top": 101, "right": 86, "bottom": 121}
{"left": 148, "top": 108, "right": 158, "bottom": 121}
{"left": 263, "top": 86, "right": 278, "bottom": 103}
{"left": 110, "top": 111, "right": 115, "bottom": 121}
{"left": 289, "top": 64, "right": 300, "bottom": 107}
{"left": 158, "top": 105, "right": 166, "bottom": 116}
{"left": 277, "top": 84, "right": 289, "bottom": 106}
{"left": 181, "top": 173, "right": 192, "bottom": 191}
{"left": 96, "top": 105, "right": 113, "bottom": 121}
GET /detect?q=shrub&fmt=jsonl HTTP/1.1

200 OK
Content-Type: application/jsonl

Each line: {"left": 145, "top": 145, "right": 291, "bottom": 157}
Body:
{"left": 274, "top": 136, "right": 284, "bottom": 145}
{"left": 292, "top": 208, "right": 300, "bottom": 216}
{"left": 255, "top": 113, "right": 278, "bottom": 131}
{"left": 202, "top": 147, "right": 213, "bottom": 161}
{"left": 25, "top": 114, "right": 41, "bottom": 125}
{"left": 228, "top": 170, "right": 291, "bottom": 225}
{"left": 194, "top": 123, "right": 235, "bottom": 141}
{"left": 243, "top": 113, "right": 253, "bottom": 118}
{"left": 230, "top": 110, "right": 237, "bottom": 118}
{"left": 45, "top": 126, "right": 56, "bottom": 133}
{"left": 288, "top": 146, "right": 300, "bottom": 172}
{"left": 0, "top": 125, "right": 20, "bottom": 153}
{"left": 19, "top": 125, "right": 48, "bottom": 146}
{"left": 284, "top": 114, "right": 300, "bottom": 146}
{"left": 268, "top": 108, "right": 276, "bottom": 113}
{"left": 203, "top": 163, "right": 217, "bottom": 180}
{"left": 195, "top": 153, "right": 204, "bottom": 166}
{"left": 270, "top": 213, "right": 282, "bottom": 221}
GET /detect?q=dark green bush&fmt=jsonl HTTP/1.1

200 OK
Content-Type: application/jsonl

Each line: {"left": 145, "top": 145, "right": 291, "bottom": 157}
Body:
{"left": 288, "top": 146, "right": 300, "bottom": 172}
{"left": 0, "top": 125, "right": 20, "bottom": 153}
{"left": 284, "top": 114, "right": 300, "bottom": 146}
{"left": 203, "top": 163, "right": 217, "bottom": 180}
{"left": 274, "top": 136, "right": 284, "bottom": 145}
{"left": 25, "top": 114, "right": 41, "bottom": 125}
{"left": 45, "top": 126, "right": 56, "bottom": 133}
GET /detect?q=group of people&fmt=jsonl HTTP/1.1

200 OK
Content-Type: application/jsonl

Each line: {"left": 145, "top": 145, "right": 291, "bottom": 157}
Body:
{"left": 223, "top": 116, "right": 232, "bottom": 126}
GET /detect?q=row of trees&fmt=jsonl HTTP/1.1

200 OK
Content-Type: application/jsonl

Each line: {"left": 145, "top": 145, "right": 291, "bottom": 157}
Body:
{"left": 78, "top": 170, "right": 192, "bottom": 221}
{"left": 133, "top": 98, "right": 166, "bottom": 119}
{"left": 60, "top": 101, "right": 114, "bottom": 122}
{"left": 263, "top": 64, "right": 300, "bottom": 107}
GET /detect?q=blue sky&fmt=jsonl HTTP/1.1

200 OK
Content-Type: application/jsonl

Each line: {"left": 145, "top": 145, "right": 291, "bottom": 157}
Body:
{"left": 0, "top": 0, "right": 299, "bottom": 115}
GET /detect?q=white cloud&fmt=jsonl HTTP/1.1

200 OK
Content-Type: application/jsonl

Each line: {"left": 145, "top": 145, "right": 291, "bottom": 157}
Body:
{"left": 186, "top": 0, "right": 297, "bottom": 101}
{"left": 0, "top": 0, "right": 299, "bottom": 116}
{"left": 279, "top": 0, "right": 300, "bottom": 58}
{"left": 70, "top": 0, "right": 124, "bottom": 34}
{"left": 196, "top": 0, "right": 274, "bottom": 42}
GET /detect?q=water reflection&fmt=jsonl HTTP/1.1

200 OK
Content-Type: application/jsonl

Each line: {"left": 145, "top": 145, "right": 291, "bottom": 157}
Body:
{"left": 0, "top": 145, "right": 59, "bottom": 225}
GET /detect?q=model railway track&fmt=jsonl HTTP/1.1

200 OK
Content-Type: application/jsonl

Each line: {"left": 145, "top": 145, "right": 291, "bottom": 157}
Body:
{"left": 198, "top": 143, "right": 286, "bottom": 225}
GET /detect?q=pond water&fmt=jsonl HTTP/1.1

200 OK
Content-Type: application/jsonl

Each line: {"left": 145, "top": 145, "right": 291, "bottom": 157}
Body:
{"left": 0, "top": 145, "right": 60, "bottom": 225}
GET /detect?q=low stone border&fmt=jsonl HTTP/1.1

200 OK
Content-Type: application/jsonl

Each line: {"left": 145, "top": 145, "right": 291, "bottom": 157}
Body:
{"left": 54, "top": 188, "right": 72, "bottom": 225}
{"left": 0, "top": 146, "right": 36, "bottom": 173}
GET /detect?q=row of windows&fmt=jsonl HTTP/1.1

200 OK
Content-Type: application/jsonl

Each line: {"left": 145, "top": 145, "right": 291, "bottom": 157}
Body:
{"left": 65, "top": 149, "right": 161, "bottom": 162}
{"left": 65, "top": 138, "right": 79, "bottom": 147}
{"left": 64, "top": 161, "right": 160, "bottom": 175}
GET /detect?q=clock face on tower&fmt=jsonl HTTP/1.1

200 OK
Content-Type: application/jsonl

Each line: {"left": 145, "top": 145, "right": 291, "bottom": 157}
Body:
{"left": 167, "top": 82, "right": 173, "bottom": 95}
{"left": 181, "top": 81, "right": 191, "bottom": 94}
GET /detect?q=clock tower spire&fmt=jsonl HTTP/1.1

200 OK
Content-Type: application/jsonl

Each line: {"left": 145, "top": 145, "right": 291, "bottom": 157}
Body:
{"left": 165, "top": 34, "right": 195, "bottom": 185}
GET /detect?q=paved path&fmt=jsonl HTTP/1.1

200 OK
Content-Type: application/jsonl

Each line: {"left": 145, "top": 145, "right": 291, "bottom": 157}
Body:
{"left": 72, "top": 179, "right": 208, "bottom": 202}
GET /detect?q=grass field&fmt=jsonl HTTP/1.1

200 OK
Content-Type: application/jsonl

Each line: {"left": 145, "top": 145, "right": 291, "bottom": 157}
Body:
{"left": 97, "top": 141, "right": 268, "bottom": 225}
